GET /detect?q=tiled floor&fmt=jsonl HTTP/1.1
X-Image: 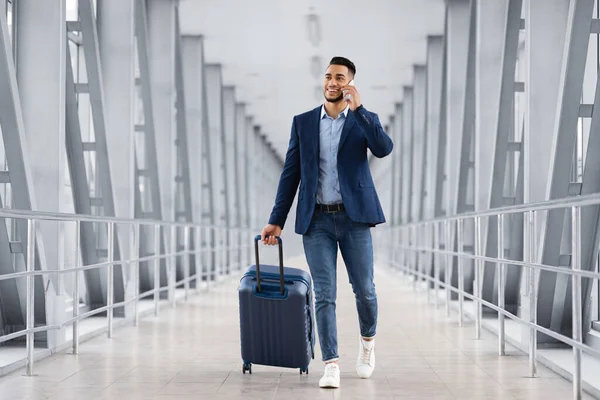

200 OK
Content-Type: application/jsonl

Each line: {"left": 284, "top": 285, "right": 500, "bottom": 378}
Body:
{"left": 0, "top": 255, "right": 595, "bottom": 399}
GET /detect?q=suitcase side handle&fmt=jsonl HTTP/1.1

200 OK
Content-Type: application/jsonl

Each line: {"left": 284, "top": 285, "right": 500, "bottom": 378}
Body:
{"left": 253, "top": 235, "right": 284, "bottom": 294}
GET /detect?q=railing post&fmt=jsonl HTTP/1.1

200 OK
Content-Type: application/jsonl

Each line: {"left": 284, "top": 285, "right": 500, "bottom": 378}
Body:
{"left": 412, "top": 225, "right": 417, "bottom": 290}
{"left": 444, "top": 220, "right": 452, "bottom": 317}
{"left": 154, "top": 224, "right": 160, "bottom": 316}
{"left": 434, "top": 221, "right": 441, "bottom": 309}
{"left": 527, "top": 210, "right": 537, "bottom": 377}
{"left": 195, "top": 225, "right": 201, "bottom": 294}
{"left": 171, "top": 225, "right": 177, "bottom": 308}
{"left": 223, "top": 226, "right": 228, "bottom": 277}
{"left": 425, "top": 223, "right": 431, "bottom": 303}
{"left": 214, "top": 226, "right": 220, "bottom": 281}
{"left": 206, "top": 225, "right": 212, "bottom": 289}
{"left": 571, "top": 205, "right": 583, "bottom": 399}
{"left": 231, "top": 226, "right": 235, "bottom": 273}
{"left": 497, "top": 214, "right": 506, "bottom": 356}
{"left": 457, "top": 218, "right": 464, "bottom": 327}
{"left": 26, "top": 218, "right": 36, "bottom": 376}
{"left": 240, "top": 226, "right": 244, "bottom": 271}
{"left": 391, "top": 226, "right": 401, "bottom": 269}
{"left": 73, "top": 221, "right": 81, "bottom": 354}
{"left": 133, "top": 223, "right": 140, "bottom": 327}
{"left": 184, "top": 225, "right": 190, "bottom": 301}
{"left": 107, "top": 222, "right": 114, "bottom": 339}
{"left": 474, "top": 216, "right": 482, "bottom": 339}
{"left": 399, "top": 227, "right": 405, "bottom": 278}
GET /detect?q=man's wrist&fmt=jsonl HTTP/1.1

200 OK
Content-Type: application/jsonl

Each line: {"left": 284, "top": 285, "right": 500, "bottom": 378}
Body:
{"left": 354, "top": 104, "right": 364, "bottom": 113}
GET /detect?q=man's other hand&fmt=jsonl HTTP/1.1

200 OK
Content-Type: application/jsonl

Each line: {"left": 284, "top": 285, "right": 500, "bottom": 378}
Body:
{"left": 261, "top": 224, "right": 282, "bottom": 245}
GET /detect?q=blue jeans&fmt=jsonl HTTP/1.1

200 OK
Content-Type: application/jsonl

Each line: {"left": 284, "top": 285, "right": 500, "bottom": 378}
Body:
{"left": 302, "top": 210, "right": 377, "bottom": 362}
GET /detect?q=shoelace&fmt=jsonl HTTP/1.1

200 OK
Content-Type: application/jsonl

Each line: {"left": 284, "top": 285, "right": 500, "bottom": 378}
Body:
{"left": 360, "top": 346, "right": 373, "bottom": 365}
{"left": 324, "top": 365, "right": 338, "bottom": 377}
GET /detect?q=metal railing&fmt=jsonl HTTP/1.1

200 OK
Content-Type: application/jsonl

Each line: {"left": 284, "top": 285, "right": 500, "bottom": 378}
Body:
{"left": 0, "top": 208, "right": 253, "bottom": 376}
{"left": 375, "top": 192, "right": 600, "bottom": 400}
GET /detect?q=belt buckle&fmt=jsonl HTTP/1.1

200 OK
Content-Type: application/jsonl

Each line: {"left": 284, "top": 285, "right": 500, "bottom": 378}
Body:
{"left": 326, "top": 204, "right": 341, "bottom": 213}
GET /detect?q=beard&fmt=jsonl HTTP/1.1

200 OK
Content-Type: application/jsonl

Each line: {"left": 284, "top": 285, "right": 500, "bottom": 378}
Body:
{"left": 324, "top": 90, "right": 344, "bottom": 103}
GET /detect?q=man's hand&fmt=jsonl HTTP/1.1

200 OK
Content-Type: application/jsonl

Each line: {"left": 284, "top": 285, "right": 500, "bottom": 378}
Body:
{"left": 342, "top": 85, "right": 361, "bottom": 111}
{"left": 261, "top": 224, "right": 282, "bottom": 246}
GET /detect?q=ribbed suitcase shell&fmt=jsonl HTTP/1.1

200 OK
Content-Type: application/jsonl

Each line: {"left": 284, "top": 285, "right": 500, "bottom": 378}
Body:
{"left": 238, "top": 264, "right": 314, "bottom": 371}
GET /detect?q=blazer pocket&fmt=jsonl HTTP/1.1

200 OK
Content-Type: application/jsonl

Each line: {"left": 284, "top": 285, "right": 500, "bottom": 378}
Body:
{"left": 358, "top": 180, "right": 374, "bottom": 188}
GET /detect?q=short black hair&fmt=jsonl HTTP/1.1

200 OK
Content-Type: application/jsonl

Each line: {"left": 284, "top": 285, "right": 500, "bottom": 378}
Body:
{"left": 328, "top": 56, "right": 356, "bottom": 77}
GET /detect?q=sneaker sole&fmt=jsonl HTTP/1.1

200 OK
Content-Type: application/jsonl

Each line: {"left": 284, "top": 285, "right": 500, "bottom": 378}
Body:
{"left": 319, "top": 383, "right": 340, "bottom": 389}
{"left": 356, "top": 367, "right": 374, "bottom": 379}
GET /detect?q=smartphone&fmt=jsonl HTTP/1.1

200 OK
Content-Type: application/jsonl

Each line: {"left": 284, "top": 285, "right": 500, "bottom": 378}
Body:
{"left": 344, "top": 80, "right": 355, "bottom": 101}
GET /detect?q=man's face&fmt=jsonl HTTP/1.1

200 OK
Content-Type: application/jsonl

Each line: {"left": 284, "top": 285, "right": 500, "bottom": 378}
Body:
{"left": 323, "top": 64, "right": 352, "bottom": 103}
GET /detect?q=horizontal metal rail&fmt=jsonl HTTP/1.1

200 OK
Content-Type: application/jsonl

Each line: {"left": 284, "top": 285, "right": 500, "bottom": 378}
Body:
{"left": 403, "top": 245, "right": 600, "bottom": 280}
{"left": 378, "top": 199, "right": 600, "bottom": 400}
{"left": 397, "top": 191, "right": 600, "bottom": 226}
{"left": 0, "top": 209, "right": 256, "bottom": 377}
{"left": 388, "top": 260, "right": 600, "bottom": 360}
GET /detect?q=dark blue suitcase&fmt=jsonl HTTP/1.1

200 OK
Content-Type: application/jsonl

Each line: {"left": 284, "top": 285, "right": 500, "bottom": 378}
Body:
{"left": 238, "top": 235, "right": 315, "bottom": 374}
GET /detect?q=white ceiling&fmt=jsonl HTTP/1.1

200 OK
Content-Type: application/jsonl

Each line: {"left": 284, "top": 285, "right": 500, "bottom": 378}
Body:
{"left": 179, "top": 0, "right": 446, "bottom": 158}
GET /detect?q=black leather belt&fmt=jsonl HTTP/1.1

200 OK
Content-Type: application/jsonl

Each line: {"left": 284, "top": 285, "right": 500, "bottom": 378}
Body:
{"left": 315, "top": 203, "right": 345, "bottom": 213}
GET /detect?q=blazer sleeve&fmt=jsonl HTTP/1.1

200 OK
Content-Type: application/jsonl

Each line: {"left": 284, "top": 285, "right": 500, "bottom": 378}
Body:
{"left": 354, "top": 107, "right": 393, "bottom": 158}
{"left": 268, "top": 116, "right": 301, "bottom": 229}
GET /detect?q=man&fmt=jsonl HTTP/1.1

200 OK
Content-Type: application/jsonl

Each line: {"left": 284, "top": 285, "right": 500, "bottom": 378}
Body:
{"left": 260, "top": 56, "right": 393, "bottom": 389}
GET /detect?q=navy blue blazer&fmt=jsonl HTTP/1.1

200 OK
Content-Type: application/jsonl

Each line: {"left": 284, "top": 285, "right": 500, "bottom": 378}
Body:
{"left": 268, "top": 105, "right": 393, "bottom": 235}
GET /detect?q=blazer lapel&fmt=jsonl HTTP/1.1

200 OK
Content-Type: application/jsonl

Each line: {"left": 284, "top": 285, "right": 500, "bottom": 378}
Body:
{"left": 311, "top": 106, "right": 321, "bottom": 160}
{"left": 338, "top": 110, "right": 356, "bottom": 151}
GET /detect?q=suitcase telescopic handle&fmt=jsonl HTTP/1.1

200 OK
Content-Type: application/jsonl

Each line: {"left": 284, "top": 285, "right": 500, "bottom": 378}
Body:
{"left": 253, "top": 235, "right": 285, "bottom": 294}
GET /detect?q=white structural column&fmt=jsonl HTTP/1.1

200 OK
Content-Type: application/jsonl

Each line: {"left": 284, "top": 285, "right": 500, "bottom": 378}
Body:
{"left": 180, "top": 34, "right": 205, "bottom": 279}
{"left": 393, "top": 103, "right": 403, "bottom": 225}
{"left": 424, "top": 36, "right": 444, "bottom": 222}
{"left": 243, "top": 114, "right": 253, "bottom": 261}
{"left": 181, "top": 35, "right": 204, "bottom": 224}
{"left": 524, "top": 0, "right": 570, "bottom": 331}
{"left": 222, "top": 87, "right": 237, "bottom": 221}
{"left": 235, "top": 102, "right": 247, "bottom": 266}
{"left": 147, "top": 0, "right": 176, "bottom": 253}
{"left": 252, "top": 125, "right": 263, "bottom": 230}
{"left": 222, "top": 86, "right": 237, "bottom": 272}
{"left": 445, "top": 0, "right": 471, "bottom": 220}
{"left": 14, "top": 0, "right": 64, "bottom": 346}
{"left": 532, "top": 0, "right": 593, "bottom": 337}
{"left": 97, "top": 0, "right": 136, "bottom": 297}
{"left": 525, "top": 0, "right": 570, "bottom": 207}
{"left": 245, "top": 116, "right": 255, "bottom": 231}
{"left": 204, "top": 64, "right": 226, "bottom": 278}
{"left": 475, "top": 0, "right": 505, "bottom": 214}
{"left": 389, "top": 114, "right": 397, "bottom": 226}
{"left": 15, "top": 0, "right": 65, "bottom": 288}
{"left": 475, "top": 0, "right": 516, "bottom": 306}
{"left": 444, "top": 0, "right": 471, "bottom": 292}
{"left": 402, "top": 86, "right": 413, "bottom": 223}
{"left": 412, "top": 65, "right": 427, "bottom": 222}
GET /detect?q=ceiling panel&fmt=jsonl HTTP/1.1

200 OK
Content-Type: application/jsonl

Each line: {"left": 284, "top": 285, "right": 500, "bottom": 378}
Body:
{"left": 179, "top": 0, "right": 445, "bottom": 157}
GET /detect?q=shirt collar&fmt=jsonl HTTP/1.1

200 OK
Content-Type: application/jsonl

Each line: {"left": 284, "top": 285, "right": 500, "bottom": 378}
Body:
{"left": 321, "top": 104, "right": 349, "bottom": 119}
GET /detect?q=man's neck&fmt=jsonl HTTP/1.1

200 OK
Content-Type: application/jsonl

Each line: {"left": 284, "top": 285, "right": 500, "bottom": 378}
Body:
{"left": 324, "top": 101, "right": 347, "bottom": 119}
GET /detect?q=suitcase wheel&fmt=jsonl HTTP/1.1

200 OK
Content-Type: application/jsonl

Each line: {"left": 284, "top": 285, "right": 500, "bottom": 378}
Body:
{"left": 300, "top": 368, "right": 308, "bottom": 375}
{"left": 242, "top": 363, "right": 252, "bottom": 374}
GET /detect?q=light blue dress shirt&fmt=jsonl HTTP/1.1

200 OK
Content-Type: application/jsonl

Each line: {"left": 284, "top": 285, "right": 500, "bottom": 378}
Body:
{"left": 317, "top": 105, "right": 349, "bottom": 205}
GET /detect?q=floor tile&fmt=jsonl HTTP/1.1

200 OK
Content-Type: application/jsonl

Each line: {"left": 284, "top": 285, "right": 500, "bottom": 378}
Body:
{"left": 0, "top": 256, "right": 593, "bottom": 400}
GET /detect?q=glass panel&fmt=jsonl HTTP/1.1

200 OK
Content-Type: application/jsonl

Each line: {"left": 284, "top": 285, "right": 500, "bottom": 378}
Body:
{"left": 66, "top": 0, "right": 78, "bottom": 21}
{"left": 594, "top": 0, "right": 600, "bottom": 330}
{"left": 6, "top": 0, "right": 12, "bottom": 45}
{"left": 588, "top": 0, "right": 600, "bottom": 329}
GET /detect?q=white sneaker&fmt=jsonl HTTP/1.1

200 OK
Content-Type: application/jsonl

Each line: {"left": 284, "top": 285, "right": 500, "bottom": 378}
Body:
{"left": 319, "top": 363, "right": 340, "bottom": 388}
{"left": 356, "top": 337, "right": 375, "bottom": 378}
